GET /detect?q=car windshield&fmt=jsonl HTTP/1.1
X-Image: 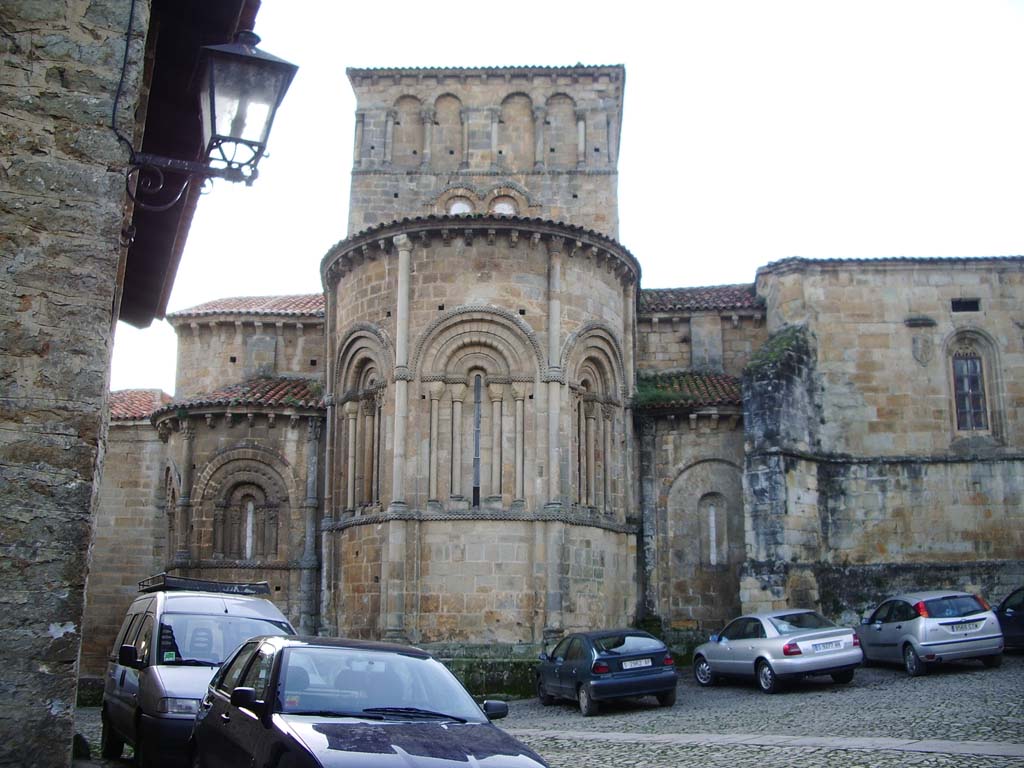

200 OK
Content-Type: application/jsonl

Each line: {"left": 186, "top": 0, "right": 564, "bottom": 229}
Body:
{"left": 158, "top": 614, "right": 292, "bottom": 665}
{"left": 924, "top": 595, "right": 987, "bottom": 619}
{"left": 277, "top": 647, "right": 487, "bottom": 723}
{"left": 593, "top": 634, "right": 663, "bottom": 654}
{"left": 768, "top": 612, "right": 836, "bottom": 635}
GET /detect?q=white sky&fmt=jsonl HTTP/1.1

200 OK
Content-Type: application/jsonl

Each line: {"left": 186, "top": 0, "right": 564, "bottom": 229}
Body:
{"left": 110, "top": 0, "right": 1024, "bottom": 395}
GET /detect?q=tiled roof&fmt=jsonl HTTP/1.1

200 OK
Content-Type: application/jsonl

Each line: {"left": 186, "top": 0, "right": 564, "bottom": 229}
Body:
{"left": 110, "top": 389, "right": 172, "bottom": 420}
{"left": 168, "top": 294, "right": 324, "bottom": 319}
{"left": 760, "top": 255, "right": 1024, "bottom": 273}
{"left": 639, "top": 285, "right": 761, "bottom": 313}
{"left": 153, "top": 377, "right": 324, "bottom": 417}
{"left": 634, "top": 372, "right": 742, "bottom": 410}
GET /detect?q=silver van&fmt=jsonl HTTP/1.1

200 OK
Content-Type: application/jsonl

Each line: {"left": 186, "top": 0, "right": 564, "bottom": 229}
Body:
{"left": 100, "top": 574, "right": 295, "bottom": 767}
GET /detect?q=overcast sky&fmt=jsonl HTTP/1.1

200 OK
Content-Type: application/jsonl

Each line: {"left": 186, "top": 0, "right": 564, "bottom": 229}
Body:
{"left": 110, "top": 0, "right": 1024, "bottom": 395}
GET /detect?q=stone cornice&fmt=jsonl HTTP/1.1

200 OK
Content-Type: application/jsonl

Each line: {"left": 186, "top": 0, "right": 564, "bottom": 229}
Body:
{"left": 321, "top": 215, "right": 640, "bottom": 289}
{"left": 327, "top": 505, "right": 638, "bottom": 535}
{"left": 757, "top": 255, "right": 1024, "bottom": 279}
{"left": 347, "top": 64, "right": 625, "bottom": 86}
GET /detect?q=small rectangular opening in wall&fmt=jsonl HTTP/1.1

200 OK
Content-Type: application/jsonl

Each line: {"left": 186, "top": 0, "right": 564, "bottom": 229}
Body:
{"left": 449, "top": 149, "right": 455, "bottom": 155}
{"left": 393, "top": 192, "right": 399, "bottom": 198}
{"left": 386, "top": 310, "right": 392, "bottom": 317}
{"left": 952, "top": 298, "right": 980, "bottom": 312}
{"left": 438, "top": 304, "right": 445, "bottom": 311}
{"left": 593, "top": 147, "right": 600, "bottom": 153}
{"left": 518, "top": 308, "right": 526, "bottom": 315}
{"left": 229, "top": 356, "right": 237, "bottom": 363}
{"left": 310, "top": 359, "right": 317, "bottom": 366}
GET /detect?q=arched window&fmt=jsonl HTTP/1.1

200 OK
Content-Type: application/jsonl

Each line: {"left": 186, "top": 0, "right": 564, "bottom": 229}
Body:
{"left": 699, "top": 492, "right": 727, "bottom": 566}
{"left": 489, "top": 196, "right": 517, "bottom": 216}
{"left": 447, "top": 196, "right": 474, "bottom": 215}
{"left": 472, "top": 374, "right": 482, "bottom": 507}
{"left": 952, "top": 349, "right": 987, "bottom": 430}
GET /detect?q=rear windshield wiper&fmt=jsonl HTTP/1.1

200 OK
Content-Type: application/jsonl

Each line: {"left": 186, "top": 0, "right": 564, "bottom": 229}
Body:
{"left": 362, "top": 707, "right": 468, "bottom": 723}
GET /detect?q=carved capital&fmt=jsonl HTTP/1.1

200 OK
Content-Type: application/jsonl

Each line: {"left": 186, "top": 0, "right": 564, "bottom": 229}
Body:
{"left": 449, "top": 383, "right": 467, "bottom": 403}
{"left": 511, "top": 382, "right": 528, "bottom": 401}
{"left": 393, "top": 233, "right": 412, "bottom": 253}
{"left": 394, "top": 365, "right": 414, "bottom": 381}
{"left": 343, "top": 401, "right": 360, "bottom": 418}
{"left": 487, "top": 382, "right": 506, "bottom": 403}
{"left": 547, "top": 235, "right": 565, "bottom": 256}
{"left": 428, "top": 381, "right": 445, "bottom": 400}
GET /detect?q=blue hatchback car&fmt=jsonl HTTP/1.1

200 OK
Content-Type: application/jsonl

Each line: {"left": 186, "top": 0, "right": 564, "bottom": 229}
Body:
{"left": 535, "top": 629, "right": 677, "bottom": 716}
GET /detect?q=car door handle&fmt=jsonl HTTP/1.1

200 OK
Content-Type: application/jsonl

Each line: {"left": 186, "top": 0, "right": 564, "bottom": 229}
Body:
{"left": 220, "top": 713, "right": 231, "bottom": 723}
{"left": 895, "top": 625, "right": 902, "bottom": 630}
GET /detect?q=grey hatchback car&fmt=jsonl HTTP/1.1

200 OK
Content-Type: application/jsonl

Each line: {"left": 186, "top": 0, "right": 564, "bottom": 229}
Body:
{"left": 859, "top": 590, "right": 1004, "bottom": 676}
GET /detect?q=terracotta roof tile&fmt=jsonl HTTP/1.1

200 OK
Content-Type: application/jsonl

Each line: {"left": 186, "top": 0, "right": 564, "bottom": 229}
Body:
{"left": 169, "top": 294, "right": 324, "bottom": 319}
{"left": 634, "top": 372, "right": 742, "bottom": 410}
{"left": 110, "top": 389, "right": 172, "bottom": 420}
{"left": 639, "top": 285, "right": 761, "bottom": 313}
{"left": 154, "top": 377, "right": 324, "bottom": 417}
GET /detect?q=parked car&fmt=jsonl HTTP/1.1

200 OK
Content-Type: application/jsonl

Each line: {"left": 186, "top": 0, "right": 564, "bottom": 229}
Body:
{"left": 534, "top": 629, "right": 677, "bottom": 716}
{"left": 190, "top": 635, "right": 548, "bottom": 768}
{"left": 995, "top": 587, "right": 1024, "bottom": 650}
{"left": 859, "top": 590, "right": 1003, "bottom": 675}
{"left": 101, "top": 573, "right": 296, "bottom": 767}
{"left": 692, "top": 609, "right": 862, "bottom": 694}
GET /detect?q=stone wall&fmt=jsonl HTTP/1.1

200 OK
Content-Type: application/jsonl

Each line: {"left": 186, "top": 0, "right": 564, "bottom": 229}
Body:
{"left": 0, "top": 1, "right": 148, "bottom": 763}
{"left": 173, "top": 317, "right": 325, "bottom": 398}
{"left": 637, "top": 312, "right": 767, "bottom": 376}
{"left": 80, "top": 421, "right": 167, "bottom": 681}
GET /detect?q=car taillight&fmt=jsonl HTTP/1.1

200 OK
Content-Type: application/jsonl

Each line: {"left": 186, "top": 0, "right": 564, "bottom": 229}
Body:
{"left": 782, "top": 642, "right": 802, "bottom": 656}
{"left": 853, "top": 633, "right": 860, "bottom": 647}
{"left": 663, "top": 653, "right": 675, "bottom": 666}
{"left": 975, "top": 594, "right": 991, "bottom": 610}
{"left": 592, "top": 661, "right": 610, "bottom": 674}
{"left": 914, "top": 601, "right": 930, "bottom": 618}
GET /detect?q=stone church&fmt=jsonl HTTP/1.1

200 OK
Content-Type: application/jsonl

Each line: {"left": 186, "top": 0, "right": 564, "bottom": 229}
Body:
{"left": 82, "top": 65, "right": 1024, "bottom": 684}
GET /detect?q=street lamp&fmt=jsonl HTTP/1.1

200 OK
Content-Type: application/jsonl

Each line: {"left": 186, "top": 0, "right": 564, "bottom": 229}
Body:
{"left": 124, "top": 31, "right": 298, "bottom": 211}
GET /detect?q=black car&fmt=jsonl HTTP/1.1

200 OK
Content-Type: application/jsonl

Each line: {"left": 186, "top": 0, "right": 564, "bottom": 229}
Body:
{"left": 995, "top": 587, "right": 1024, "bottom": 650}
{"left": 191, "top": 635, "right": 548, "bottom": 768}
{"left": 534, "top": 629, "right": 677, "bottom": 716}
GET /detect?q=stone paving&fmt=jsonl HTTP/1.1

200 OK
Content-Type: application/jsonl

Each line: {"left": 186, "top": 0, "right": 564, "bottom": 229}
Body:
{"left": 73, "top": 654, "right": 1024, "bottom": 767}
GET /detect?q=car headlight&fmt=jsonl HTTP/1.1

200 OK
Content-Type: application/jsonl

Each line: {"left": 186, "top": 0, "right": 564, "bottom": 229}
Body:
{"left": 157, "top": 697, "right": 200, "bottom": 715}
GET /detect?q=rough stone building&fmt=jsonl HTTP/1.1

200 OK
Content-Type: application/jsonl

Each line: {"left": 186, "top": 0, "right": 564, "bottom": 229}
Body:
{"left": 83, "top": 65, "right": 1024, "bottom": 689}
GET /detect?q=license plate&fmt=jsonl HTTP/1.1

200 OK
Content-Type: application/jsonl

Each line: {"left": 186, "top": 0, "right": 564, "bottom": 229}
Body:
{"left": 812, "top": 641, "right": 841, "bottom": 652}
{"left": 952, "top": 621, "right": 981, "bottom": 632}
{"left": 621, "top": 658, "right": 652, "bottom": 670}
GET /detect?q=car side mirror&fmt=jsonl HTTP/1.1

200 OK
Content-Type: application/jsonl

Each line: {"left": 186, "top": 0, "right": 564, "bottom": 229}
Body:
{"left": 118, "top": 644, "right": 140, "bottom": 668}
{"left": 481, "top": 700, "right": 508, "bottom": 721}
{"left": 230, "top": 686, "right": 268, "bottom": 721}
{"left": 537, "top": 652, "right": 549, "bottom": 662}
{"left": 860, "top": 617, "right": 870, "bottom": 625}
{"left": 709, "top": 634, "right": 719, "bottom": 643}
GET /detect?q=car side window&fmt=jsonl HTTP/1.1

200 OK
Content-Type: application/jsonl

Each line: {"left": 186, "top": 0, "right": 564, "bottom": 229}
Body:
{"left": 551, "top": 637, "right": 572, "bottom": 660}
{"left": 750, "top": 619, "right": 766, "bottom": 639}
{"left": 134, "top": 615, "right": 155, "bottom": 665}
{"left": 1005, "top": 590, "right": 1024, "bottom": 612}
{"left": 240, "top": 644, "right": 276, "bottom": 700}
{"left": 112, "top": 613, "right": 140, "bottom": 657}
{"left": 565, "top": 638, "right": 584, "bottom": 661}
{"left": 892, "top": 601, "right": 917, "bottom": 622}
{"left": 720, "top": 619, "right": 742, "bottom": 641}
{"left": 217, "top": 642, "right": 260, "bottom": 695}
{"left": 871, "top": 602, "right": 893, "bottom": 624}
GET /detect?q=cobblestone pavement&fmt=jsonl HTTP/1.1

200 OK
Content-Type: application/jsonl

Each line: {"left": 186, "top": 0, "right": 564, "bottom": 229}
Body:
{"left": 74, "top": 654, "right": 1024, "bottom": 767}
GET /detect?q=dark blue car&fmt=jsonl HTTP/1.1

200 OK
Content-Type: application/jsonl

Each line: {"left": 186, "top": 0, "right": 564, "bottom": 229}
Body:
{"left": 191, "top": 635, "right": 548, "bottom": 768}
{"left": 996, "top": 587, "right": 1024, "bottom": 650}
{"left": 535, "top": 629, "right": 677, "bottom": 716}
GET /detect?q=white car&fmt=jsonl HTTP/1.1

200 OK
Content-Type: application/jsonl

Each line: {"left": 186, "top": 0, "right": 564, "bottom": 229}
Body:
{"left": 859, "top": 590, "right": 1003, "bottom": 676}
{"left": 692, "top": 609, "right": 863, "bottom": 693}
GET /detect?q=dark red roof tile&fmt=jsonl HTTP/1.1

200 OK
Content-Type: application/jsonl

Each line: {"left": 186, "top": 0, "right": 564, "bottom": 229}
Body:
{"left": 169, "top": 294, "right": 324, "bottom": 319}
{"left": 110, "top": 389, "right": 172, "bottom": 420}
{"left": 634, "top": 372, "right": 742, "bottom": 410}
{"left": 154, "top": 377, "right": 324, "bottom": 416}
{"left": 639, "top": 284, "right": 761, "bottom": 313}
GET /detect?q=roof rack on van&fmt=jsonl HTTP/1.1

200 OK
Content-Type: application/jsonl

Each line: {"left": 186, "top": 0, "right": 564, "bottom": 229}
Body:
{"left": 138, "top": 572, "right": 271, "bottom": 596}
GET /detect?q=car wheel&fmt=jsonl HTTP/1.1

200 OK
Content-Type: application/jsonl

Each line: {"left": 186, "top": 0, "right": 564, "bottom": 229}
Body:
{"left": 134, "top": 724, "right": 156, "bottom": 768}
{"left": 536, "top": 676, "right": 554, "bottom": 706}
{"left": 100, "top": 711, "right": 123, "bottom": 759}
{"left": 656, "top": 687, "right": 677, "bottom": 707}
{"left": 756, "top": 660, "right": 779, "bottom": 694}
{"left": 577, "top": 685, "right": 599, "bottom": 717}
{"left": 903, "top": 644, "right": 925, "bottom": 677}
{"left": 982, "top": 654, "right": 1003, "bottom": 669}
{"left": 830, "top": 669, "right": 855, "bottom": 684}
{"left": 693, "top": 655, "right": 717, "bottom": 687}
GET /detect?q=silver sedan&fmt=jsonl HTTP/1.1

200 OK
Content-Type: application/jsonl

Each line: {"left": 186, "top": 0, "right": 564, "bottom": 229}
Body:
{"left": 692, "top": 609, "right": 863, "bottom": 693}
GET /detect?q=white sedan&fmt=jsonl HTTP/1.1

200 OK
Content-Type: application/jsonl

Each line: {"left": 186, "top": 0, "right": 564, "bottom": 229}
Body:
{"left": 692, "top": 609, "right": 863, "bottom": 693}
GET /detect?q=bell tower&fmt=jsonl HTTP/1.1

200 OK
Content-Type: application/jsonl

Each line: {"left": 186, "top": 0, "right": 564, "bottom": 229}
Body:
{"left": 345, "top": 65, "right": 625, "bottom": 236}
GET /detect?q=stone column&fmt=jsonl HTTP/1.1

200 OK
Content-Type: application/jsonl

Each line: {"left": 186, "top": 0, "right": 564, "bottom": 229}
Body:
{"left": 389, "top": 234, "right": 412, "bottom": 512}
{"left": 638, "top": 416, "right": 659, "bottom": 618}
{"left": 533, "top": 106, "right": 546, "bottom": 169}
{"left": 362, "top": 399, "right": 375, "bottom": 505}
{"left": 489, "top": 108, "right": 500, "bottom": 170}
{"left": 622, "top": 279, "right": 637, "bottom": 521}
{"left": 212, "top": 506, "right": 225, "bottom": 557}
{"left": 449, "top": 383, "right": 467, "bottom": 501}
{"left": 487, "top": 383, "right": 504, "bottom": 502}
{"left": 420, "top": 108, "right": 434, "bottom": 168}
{"left": 177, "top": 420, "right": 195, "bottom": 563}
{"left": 512, "top": 383, "right": 526, "bottom": 504}
{"left": 427, "top": 382, "right": 444, "bottom": 502}
{"left": 598, "top": 403, "right": 606, "bottom": 518}
{"left": 459, "top": 108, "right": 470, "bottom": 169}
{"left": 576, "top": 109, "right": 587, "bottom": 168}
{"left": 300, "top": 417, "right": 322, "bottom": 634}
{"left": 344, "top": 401, "right": 358, "bottom": 511}
{"left": 383, "top": 108, "right": 396, "bottom": 167}
{"left": 586, "top": 401, "right": 597, "bottom": 507}
{"left": 382, "top": 519, "right": 408, "bottom": 641}
{"left": 545, "top": 238, "right": 564, "bottom": 509}
{"left": 371, "top": 393, "right": 382, "bottom": 503}
{"left": 353, "top": 110, "right": 365, "bottom": 168}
